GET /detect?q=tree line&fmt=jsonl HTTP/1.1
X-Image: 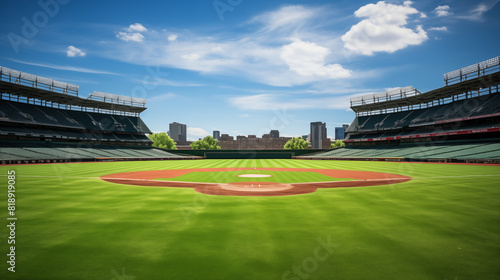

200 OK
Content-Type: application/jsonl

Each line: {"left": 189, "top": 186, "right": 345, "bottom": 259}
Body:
{"left": 148, "top": 133, "right": 344, "bottom": 150}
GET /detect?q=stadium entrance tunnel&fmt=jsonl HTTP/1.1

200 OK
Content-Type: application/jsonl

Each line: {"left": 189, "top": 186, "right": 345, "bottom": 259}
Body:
{"left": 100, "top": 168, "right": 412, "bottom": 197}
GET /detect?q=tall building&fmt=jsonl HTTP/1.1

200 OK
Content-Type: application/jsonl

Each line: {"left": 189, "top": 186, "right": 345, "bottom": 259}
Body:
{"left": 334, "top": 124, "right": 350, "bottom": 140}
{"left": 269, "top": 130, "right": 279, "bottom": 138}
{"left": 335, "top": 127, "right": 345, "bottom": 140}
{"left": 310, "top": 122, "right": 327, "bottom": 149}
{"left": 168, "top": 122, "right": 187, "bottom": 143}
{"left": 213, "top": 130, "right": 220, "bottom": 140}
{"left": 220, "top": 134, "right": 234, "bottom": 141}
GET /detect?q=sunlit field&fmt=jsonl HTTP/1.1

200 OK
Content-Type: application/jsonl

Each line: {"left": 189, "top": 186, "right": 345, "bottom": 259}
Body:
{"left": 1, "top": 159, "right": 499, "bottom": 280}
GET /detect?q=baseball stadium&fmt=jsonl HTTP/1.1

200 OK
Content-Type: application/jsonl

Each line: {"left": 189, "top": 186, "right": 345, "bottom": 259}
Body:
{"left": 1, "top": 56, "right": 499, "bottom": 280}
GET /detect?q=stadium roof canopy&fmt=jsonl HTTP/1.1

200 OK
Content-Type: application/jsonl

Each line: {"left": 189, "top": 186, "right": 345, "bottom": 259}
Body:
{"left": 0, "top": 66, "right": 146, "bottom": 114}
{"left": 350, "top": 71, "right": 500, "bottom": 114}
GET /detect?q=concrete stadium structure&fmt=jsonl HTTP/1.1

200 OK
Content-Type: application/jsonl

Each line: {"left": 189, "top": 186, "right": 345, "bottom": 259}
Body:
{"left": 298, "top": 57, "right": 500, "bottom": 163}
{"left": 0, "top": 66, "right": 198, "bottom": 164}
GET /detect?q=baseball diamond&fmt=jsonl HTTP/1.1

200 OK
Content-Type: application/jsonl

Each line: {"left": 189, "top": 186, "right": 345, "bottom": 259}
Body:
{"left": 0, "top": 159, "right": 499, "bottom": 280}
{"left": 100, "top": 167, "right": 412, "bottom": 196}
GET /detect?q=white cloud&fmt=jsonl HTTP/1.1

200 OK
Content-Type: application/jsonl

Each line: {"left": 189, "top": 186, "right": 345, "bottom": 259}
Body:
{"left": 66, "top": 46, "right": 86, "bottom": 57}
{"left": 341, "top": 1, "right": 428, "bottom": 56}
{"left": 181, "top": 53, "right": 201, "bottom": 61}
{"left": 9, "top": 59, "right": 119, "bottom": 75}
{"left": 229, "top": 93, "right": 352, "bottom": 111}
{"left": 458, "top": 1, "right": 499, "bottom": 21}
{"left": 188, "top": 127, "right": 209, "bottom": 140}
{"left": 420, "top": 12, "right": 427, "bottom": 18}
{"left": 148, "top": 93, "right": 176, "bottom": 102}
{"left": 168, "top": 34, "right": 178, "bottom": 41}
{"left": 354, "top": 1, "right": 418, "bottom": 25}
{"left": 128, "top": 23, "right": 147, "bottom": 32}
{"left": 281, "top": 39, "right": 351, "bottom": 79}
{"left": 117, "top": 23, "right": 147, "bottom": 42}
{"left": 102, "top": 6, "right": 352, "bottom": 87}
{"left": 429, "top": 26, "right": 448, "bottom": 31}
{"left": 117, "top": 32, "right": 145, "bottom": 42}
{"left": 250, "top": 5, "right": 318, "bottom": 31}
{"left": 140, "top": 77, "right": 203, "bottom": 87}
{"left": 433, "top": 5, "right": 452, "bottom": 17}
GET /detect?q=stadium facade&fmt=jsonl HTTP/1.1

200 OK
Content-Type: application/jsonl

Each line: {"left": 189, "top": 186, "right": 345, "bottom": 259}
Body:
{"left": 0, "top": 66, "right": 197, "bottom": 164}
{"left": 346, "top": 57, "right": 500, "bottom": 144}
{"left": 297, "top": 56, "right": 500, "bottom": 163}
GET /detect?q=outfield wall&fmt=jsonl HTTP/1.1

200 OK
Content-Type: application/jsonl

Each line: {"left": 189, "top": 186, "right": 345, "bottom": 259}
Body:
{"left": 174, "top": 149, "right": 329, "bottom": 159}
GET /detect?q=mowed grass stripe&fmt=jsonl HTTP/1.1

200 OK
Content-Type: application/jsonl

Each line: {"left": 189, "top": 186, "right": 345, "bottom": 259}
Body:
{"left": 0, "top": 160, "right": 499, "bottom": 280}
{"left": 156, "top": 170, "right": 353, "bottom": 184}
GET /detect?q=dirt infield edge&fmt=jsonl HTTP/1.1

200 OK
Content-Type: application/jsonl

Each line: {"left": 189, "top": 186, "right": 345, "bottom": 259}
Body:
{"left": 100, "top": 168, "right": 412, "bottom": 196}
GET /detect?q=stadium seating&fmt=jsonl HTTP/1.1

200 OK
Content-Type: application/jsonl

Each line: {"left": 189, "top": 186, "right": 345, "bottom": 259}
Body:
{"left": 345, "top": 119, "right": 500, "bottom": 142}
{"left": 351, "top": 93, "right": 500, "bottom": 132}
{"left": 0, "top": 98, "right": 165, "bottom": 163}
{"left": 0, "top": 140, "right": 197, "bottom": 162}
{"left": 0, "top": 100, "right": 151, "bottom": 134}
{"left": 322, "top": 59, "right": 500, "bottom": 162}
{"left": 0, "top": 99, "right": 153, "bottom": 145}
{"left": 0, "top": 66, "right": 191, "bottom": 164}
{"left": 301, "top": 140, "right": 500, "bottom": 161}
{"left": 1, "top": 100, "right": 84, "bottom": 129}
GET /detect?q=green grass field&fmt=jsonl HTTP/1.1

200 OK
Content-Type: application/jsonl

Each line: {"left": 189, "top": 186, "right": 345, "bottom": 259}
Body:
{"left": 1, "top": 159, "right": 499, "bottom": 280}
{"left": 155, "top": 169, "right": 354, "bottom": 183}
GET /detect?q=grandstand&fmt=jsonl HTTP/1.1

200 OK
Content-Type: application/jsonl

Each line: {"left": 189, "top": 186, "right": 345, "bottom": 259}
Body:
{"left": 0, "top": 66, "right": 197, "bottom": 164}
{"left": 298, "top": 56, "right": 500, "bottom": 163}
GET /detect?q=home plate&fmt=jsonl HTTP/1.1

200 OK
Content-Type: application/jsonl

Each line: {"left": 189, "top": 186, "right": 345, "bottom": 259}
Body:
{"left": 237, "top": 174, "right": 272, "bottom": 178}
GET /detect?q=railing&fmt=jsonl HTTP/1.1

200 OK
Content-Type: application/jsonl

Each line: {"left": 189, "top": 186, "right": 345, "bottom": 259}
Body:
{"left": 0, "top": 66, "right": 79, "bottom": 96}
{"left": 444, "top": 56, "right": 500, "bottom": 85}
{"left": 350, "top": 86, "right": 420, "bottom": 107}
{"left": 88, "top": 91, "right": 146, "bottom": 108}
{"left": 0, "top": 66, "right": 145, "bottom": 116}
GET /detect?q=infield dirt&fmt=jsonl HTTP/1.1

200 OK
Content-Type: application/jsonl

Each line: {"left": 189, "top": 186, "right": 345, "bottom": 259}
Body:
{"left": 101, "top": 168, "right": 412, "bottom": 196}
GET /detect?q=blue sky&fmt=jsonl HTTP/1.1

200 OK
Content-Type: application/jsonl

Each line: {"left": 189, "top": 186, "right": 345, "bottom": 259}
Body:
{"left": 1, "top": 0, "right": 499, "bottom": 140}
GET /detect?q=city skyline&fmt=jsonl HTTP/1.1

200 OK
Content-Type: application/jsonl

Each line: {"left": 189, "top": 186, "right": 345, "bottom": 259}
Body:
{"left": 168, "top": 122, "right": 349, "bottom": 141}
{"left": 1, "top": 0, "right": 499, "bottom": 140}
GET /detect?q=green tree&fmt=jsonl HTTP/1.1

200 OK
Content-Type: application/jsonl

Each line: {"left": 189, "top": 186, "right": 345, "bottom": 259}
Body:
{"left": 284, "top": 137, "right": 310, "bottom": 150}
{"left": 190, "top": 136, "right": 221, "bottom": 150}
{"left": 331, "top": 139, "right": 345, "bottom": 149}
{"left": 147, "top": 132, "right": 177, "bottom": 149}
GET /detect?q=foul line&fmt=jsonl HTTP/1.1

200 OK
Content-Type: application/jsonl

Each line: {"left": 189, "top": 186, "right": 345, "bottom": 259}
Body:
{"left": 410, "top": 174, "right": 500, "bottom": 179}
{"left": 0, "top": 175, "right": 102, "bottom": 180}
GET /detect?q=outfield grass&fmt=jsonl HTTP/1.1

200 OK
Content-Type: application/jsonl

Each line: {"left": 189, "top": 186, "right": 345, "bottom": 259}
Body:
{"left": 1, "top": 159, "right": 499, "bottom": 280}
{"left": 155, "top": 170, "right": 355, "bottom": 183}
